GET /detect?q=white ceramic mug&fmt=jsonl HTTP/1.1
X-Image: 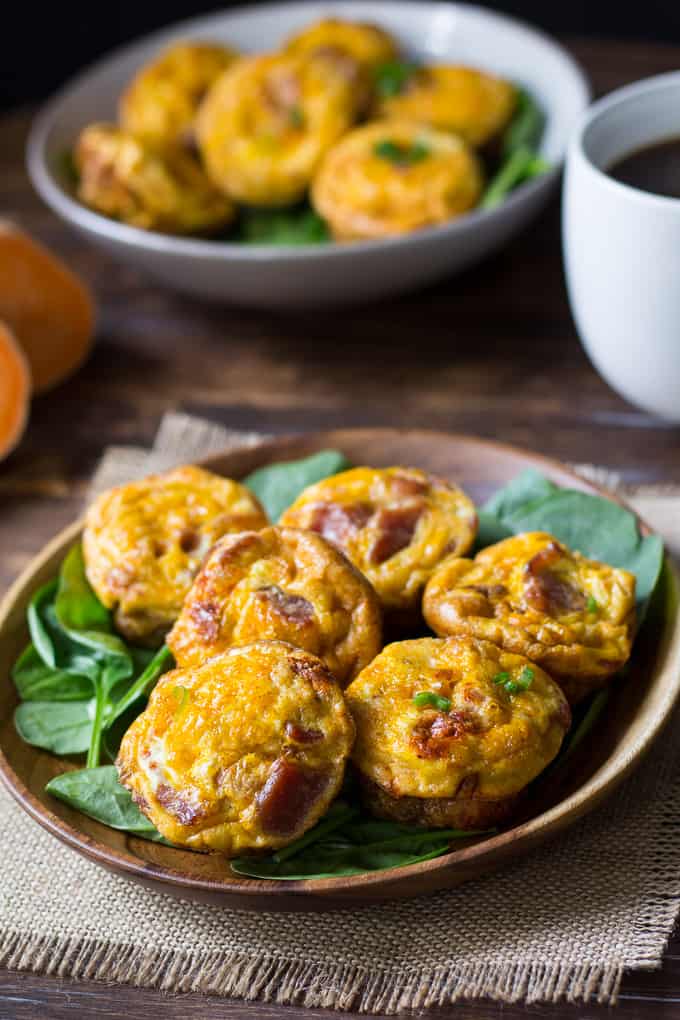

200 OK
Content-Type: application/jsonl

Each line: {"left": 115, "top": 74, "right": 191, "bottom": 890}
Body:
{"left": 563, "top": 72, "right": 680, "bottom": 421}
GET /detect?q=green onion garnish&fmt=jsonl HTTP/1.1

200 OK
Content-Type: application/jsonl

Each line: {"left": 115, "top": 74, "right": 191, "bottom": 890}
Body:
{"left": 587, "top": 595, "right": 599, "bottom": 613}
{"left": 374, "top": 139, "right": 430, "bottom": 166}
{"left": 493, "top": 668, "right": 533, "bottom": 694}
{"left": 289, "top": 106, "right": 305, "bottom": 129}
{"left": 374, "top": 61, "right": 419, "bottom": 98}
{"left": 413, "top": 691, "right": 451, "bottom": 712}
{"left": 517, "top": 666, "right": 535, "bottom": 690}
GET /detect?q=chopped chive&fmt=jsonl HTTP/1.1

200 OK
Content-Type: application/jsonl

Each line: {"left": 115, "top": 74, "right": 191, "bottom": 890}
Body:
{"left": 587, "top": 595, "right": 599, "bottom": 613}
{"left": 289, "top": 106, "right": 305, "bottom": 129}
{"left": 517, "top": 666, "right": 535, "bottom": 690}
{"left": 413, "top": 691, "right": 451, "bottom": 712}
{"left": 494, "top": 668, "right": 532, "bottom": 695}
{"left": 408, "top": 142, "right": 430, "bottom": 162}
{"left": 374, "top": 61, "right": 418, "bottom": 98}
{"left": 374, "top": 139, "right": 430, "bottom": 166}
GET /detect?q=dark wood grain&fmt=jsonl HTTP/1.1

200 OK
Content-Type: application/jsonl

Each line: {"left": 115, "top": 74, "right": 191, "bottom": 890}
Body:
{"left": 2, "top": 34, "right": 680, "bottom": 1020}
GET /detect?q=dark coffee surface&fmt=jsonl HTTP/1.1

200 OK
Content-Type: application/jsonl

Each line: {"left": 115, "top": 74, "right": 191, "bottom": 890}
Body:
{"left": 609, "top": 137, "right": 680, "bottom": 198}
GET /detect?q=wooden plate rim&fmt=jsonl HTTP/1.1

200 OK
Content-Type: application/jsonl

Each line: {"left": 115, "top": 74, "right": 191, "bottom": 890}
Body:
{"left": 0, "top": 427, "right": 678, "bottom": 901}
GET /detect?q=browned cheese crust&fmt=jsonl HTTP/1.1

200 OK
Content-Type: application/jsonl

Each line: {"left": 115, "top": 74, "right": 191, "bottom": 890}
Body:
{"left": 117, "top": 641, "right": 355, "bottom": 854}
{"left": 83, "top": 465, "right": 267, "bottom": 644}
{"left": 345, "top": 636, "right": 570, "bottom": 829}
{"left": 423, "top": 531, "right": 636, "bottom": 704}
{"left": 168, "top": 525, "right": 382, "bottom": 684}
{"left": 280, "top": 466, "right": 478, "bottom": 617}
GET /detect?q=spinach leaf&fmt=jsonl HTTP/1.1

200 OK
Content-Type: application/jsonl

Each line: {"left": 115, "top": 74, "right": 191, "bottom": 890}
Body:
{"left": 484, "top": 468, "right": 556, "bottom": 519}
{"left": 481, "top": 469, "right": 664, "bottom": 614}
{"left": 46, "top": 766, "right": 168, "bottom": 843}
{"left": 235, "top": 205, "right": 330, "bottom": 245}
{"left": 55, "top": 543, "right": 111, "bottom": 631}
{"left": 14, "top": 699, "right": 96, "bottom": 755}
{"left": 481, "top": 89, "right": 550, "bottom": 210}
{"left": 502, "top": 88, "right": 546, "bottom": 158}
{"left": 481, "top": 146, "right": 549, "bottom": 210}
{"left": 108, "top": 644, "right": 174, "bottom": 724}
{"left": 12, "top": 644, "right": 92, "bottom": 702}
{"left": 27, "top": 581, "right": 67, "bottom": 670}
{"left": 244, "top": 449, "right": 351, "bottom": 521}
{"left": 52, "top": 544, "right": 136, "bottom": 768}
{"left": 17, "top": 546, "right": 164, "bottom": 768}
{"left": 231, "top": 823, "right": 491, "bottom": 879}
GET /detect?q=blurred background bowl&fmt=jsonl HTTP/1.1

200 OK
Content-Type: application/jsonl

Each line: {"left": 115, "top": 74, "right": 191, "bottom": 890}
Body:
{"left": 27, "top": 1, "right": 589, "bottom": 308}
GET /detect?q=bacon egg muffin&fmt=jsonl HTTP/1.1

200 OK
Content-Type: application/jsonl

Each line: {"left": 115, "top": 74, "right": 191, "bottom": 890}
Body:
{"left": 311, "top": 121, "right": 482, "bottom": 240}
{"left": 345, "top": 636, "right": 570, "bottom": 829}
{"left": 374, "top": 64, "right": 517, "bottom": 148}
{"left": 74, "top": 124, "right": 235, "bottom": 234}
{"left": 168, "top": 526, "right": 382, "bottom": 684}
{"left": 83, "top": 465, "right": 267, "bottom": 645}
{"left": 286, "top": 17, "right": 398, "bottom": 72}
{"left": 280, "top": 466, "right": 478, "bottom": 617}
{"left": 195, "top": 52, "right": 363, "bottom": 206}
{"left": 423, "top": 532, "right": 636, "bottom": 704}
{"left": 117, "top": 641, "right": 355, "bottom": 855}
{"left": 119, "top": 40, "right": 238, "bottom": 149}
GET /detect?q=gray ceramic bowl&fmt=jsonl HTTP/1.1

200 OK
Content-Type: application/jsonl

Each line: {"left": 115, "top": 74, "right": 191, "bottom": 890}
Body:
{"left": 27, "top": 1, "right": 589, "bottom": 308}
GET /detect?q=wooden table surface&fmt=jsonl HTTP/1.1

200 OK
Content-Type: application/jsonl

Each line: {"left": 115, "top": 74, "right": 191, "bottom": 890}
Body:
{"left": 2, "top": 34, "right": 680, "bottom": 1020}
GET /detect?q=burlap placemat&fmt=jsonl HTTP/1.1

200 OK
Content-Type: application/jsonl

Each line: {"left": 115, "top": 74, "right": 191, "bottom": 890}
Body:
{"left": 2, "top": 411, "right": 680, "bottom": 1013}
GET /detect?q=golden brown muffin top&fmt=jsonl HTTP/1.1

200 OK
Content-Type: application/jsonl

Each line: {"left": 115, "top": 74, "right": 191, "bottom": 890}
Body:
{"left": 346, "top": 635, "right": 570, "bottom": 801}
{"left": 280, "top": 466, "right": 478, "bottom": 613}
{"left": 168, "top": 525, "right": 382, "bottom": 684}
{"left": 117, "top": 641, "right": 355, "bottom": 855}
{"left": 83, "top": 464, "right": 267, "bottom": 644}
{"left": 423, "top": 531, "right": 636, "bottom": 696}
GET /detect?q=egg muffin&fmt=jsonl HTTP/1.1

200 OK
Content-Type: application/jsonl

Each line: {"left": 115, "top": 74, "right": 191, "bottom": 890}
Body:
{"left": 83, "top": 465, "right": 267, "bottom": 645}
{"left": 119, "top": 40, "right": 238, "bottom": 149}
{"left": 345, "top": 636, "right": 570, "bottom": 829}
{"left": 311, "top": 121, "right": 483, "bottom": 240}
{"left": 374, "top": 65, "right": 517, "bottom": 147}
{"left": 286, "top": 17, "right": 398, "bottom": 67}
{"left": 423, "top": 532, "right": 636, "bottom": 704}
{"left": 168, "top": 526, "right": 382, "bottom": 684}
{"left": 196, "top": 52, "right": 363, "bottom": 206}
{"left": 74, "top": 124, "right": 235, "bottom": 234}
{"left": 280, "top": 466, "right": 478, "bottom": 617}
{"left": 117, "top": 641, "right": 355, "bottom": 854}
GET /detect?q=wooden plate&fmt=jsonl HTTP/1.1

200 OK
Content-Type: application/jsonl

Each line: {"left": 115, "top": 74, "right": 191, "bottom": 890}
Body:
{"left": 1, "top": 429, "right": 679, "bottom": 910}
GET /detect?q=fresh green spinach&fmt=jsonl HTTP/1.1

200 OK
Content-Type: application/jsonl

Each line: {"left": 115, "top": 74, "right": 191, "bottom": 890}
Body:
{"left": 481, "top": 89, "right": 550, "bottom": 210}
{"left": 46, "top": 766, "right": 168, "bottom": 842}
{"left": 244, "top": 448, "right": 351, "bottom": 521}
{"left": 235, "top": 205, "right": 330, "bottom": 245}
{"left": 15, "top": 545, "right": 173, "bottom": 768}
{"left": 502, "top": 88, "right": 546, "bottom": 157}
{"left": 15, "top": 698, "right": 96, "bottom": 756}
{"left": 232, "top": 811, "right": 492, "bottom": 879}
{"left": 12, "top": 644, "right": 92, "bottom": 702}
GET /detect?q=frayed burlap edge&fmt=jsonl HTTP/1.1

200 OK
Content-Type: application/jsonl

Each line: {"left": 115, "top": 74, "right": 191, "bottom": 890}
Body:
{"left": 0, "top": 931, "right": 627, "bottom": 1011}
